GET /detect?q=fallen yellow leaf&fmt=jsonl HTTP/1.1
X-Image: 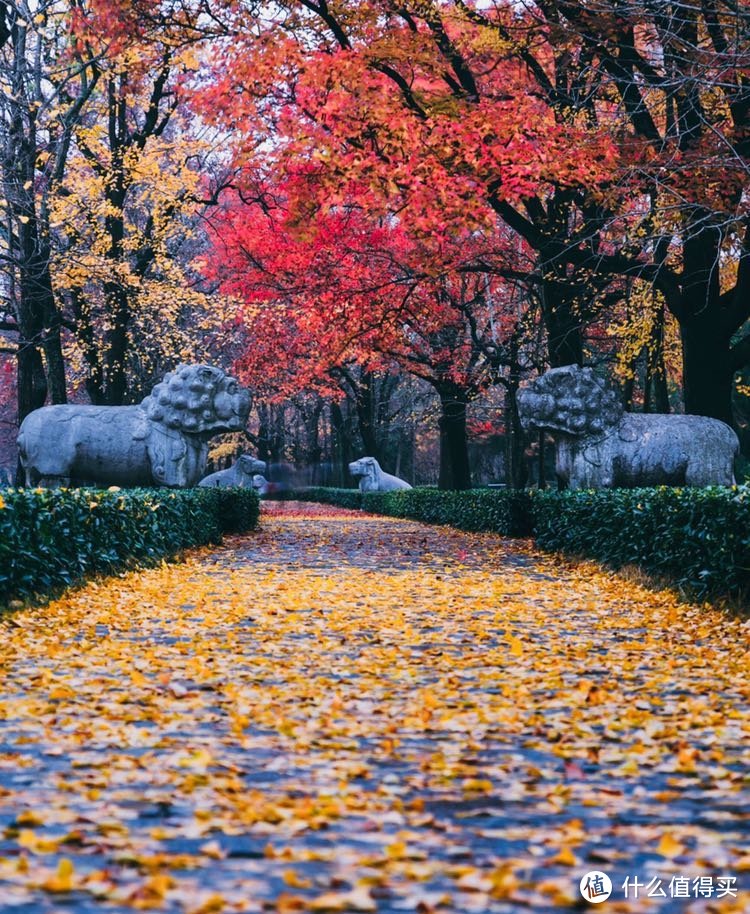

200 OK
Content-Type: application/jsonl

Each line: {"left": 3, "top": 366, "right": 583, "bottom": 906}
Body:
{"left": 656, "top": 833, "right": 685, "bottom": 858}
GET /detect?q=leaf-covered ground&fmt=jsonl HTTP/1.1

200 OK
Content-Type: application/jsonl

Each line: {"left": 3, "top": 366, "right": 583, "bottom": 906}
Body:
{"left": 0, "top": 504, "right": 748, "bottom": 913}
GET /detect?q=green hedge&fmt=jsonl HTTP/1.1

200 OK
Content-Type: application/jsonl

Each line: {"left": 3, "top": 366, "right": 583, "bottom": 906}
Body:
{"left": 275, "top": 487, "right": 365, "bottom": 510}
{"left": 276, "top": 486, "right": 531, "bottom": 535}
{"left": 530, "top": 486, "right": 750, "bottom": 598}
{"left": 210, "top": 487, "right": 262, "bottom": 533}
{"left": 278, "top": 485, "right": 750, "bottom": 599}
{"left": 0, "top": 486, "right": 259, "bottom": 606}
{"left": 361, "top": 488, "right": 533, "bottom": 536}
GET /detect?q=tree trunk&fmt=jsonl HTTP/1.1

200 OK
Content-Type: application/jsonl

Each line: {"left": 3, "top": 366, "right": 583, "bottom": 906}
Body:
{"left": 256, "top": 402, "right": 271, "bottom": 465}
{"left": 436, "top": 384, "right": 471, "bottom": 490}
{"left": 677, "top": 218, "right": 734, "bottom": 425}
{"left": 102, "top": 172, "right": 129, "bottom": 404}
{"left": 353, "top": 370, "right": 381, "bottom": 463}
{"left": 504, "top": 338, "right": 527, "bottom": 490}
{"left": 504, "top": 385, "right": 527, "bottom": 490}
{"left": 16, "top": 341, "right": 47, "bottom": 420}
{"left": 539, "top": 273, "right": 584, "bottom": 367}
{"left": 14, "top": 339, "right": 48, "bottom": 485}
{"left": 4, "top": 21, "right": 68, "bottom": 419}
{"left": 15, "top": 204, "right": 67, "bottom": 413}
{"left": 622, "top": 373, "right": 635, "bottom": 412}
{"left": 303, "top": 402, "right": 323, "bottom": 483}
{"left": 644, "top": 298, "right": 669, "bottom": 413}
{"left": 33, "top": 261, "right": 66, "bottom": 405}
{"left": 680, "top": 321, "right": 734, "bottom": 426}
{"left": 330, "top": 400, "right": 354, "bottom": 487}
{"left": 103, "top": 281, "right": 130, "bottom": 405}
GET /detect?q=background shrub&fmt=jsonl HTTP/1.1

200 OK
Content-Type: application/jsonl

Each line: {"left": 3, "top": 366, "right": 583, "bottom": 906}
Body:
{"left": 277, "top": 486, "right": 531, "bottom": 535}
{"left": 270, "top": 487, "right": 366, "bottom": 510}
{"left": 361, "top": 488, "right": 532, "bottom": 535}
{"left": 0, "top": 486, "right": 259, "bottom": 606}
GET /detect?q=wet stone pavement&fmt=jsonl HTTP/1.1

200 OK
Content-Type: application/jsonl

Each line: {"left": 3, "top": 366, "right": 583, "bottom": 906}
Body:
{"left": 0, "top": 503, "right": 747, "bottom": 913}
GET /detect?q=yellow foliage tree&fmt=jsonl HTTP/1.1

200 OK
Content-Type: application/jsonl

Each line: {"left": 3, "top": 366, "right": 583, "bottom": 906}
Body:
{"left": 50, "top": 42, "right": 240, "bottom": 404}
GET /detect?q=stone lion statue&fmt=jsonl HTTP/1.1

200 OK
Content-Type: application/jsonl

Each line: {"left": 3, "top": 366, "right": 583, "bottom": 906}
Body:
{"left": 517, "top": 365, "right": 739, "bottom": 488}
{"left": 349, "top": 456, "right": 412, "bottom": 492}
{"left": 198, "top": 454, "right": 266, "bottom": 489}
{"left": 18, "top": 364, "right": 251, "bottom": 488}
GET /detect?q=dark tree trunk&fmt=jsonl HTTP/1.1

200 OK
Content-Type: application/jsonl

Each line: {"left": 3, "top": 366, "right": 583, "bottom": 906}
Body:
{"left": 677, "top": 218, "right": 734, "bottom": 426}
{"left": 644, "top": 299, "right": 669, "bottom": 414}
{"left": 268, "top": 404, "right": 286, "bottom": 463}
{"left": 436, "top": 384, "right": 471, "bottom": 490}
{"left": 102, "top": 166, "right": 129, "bottom": 404}
{"left": 622, "top": 373, "right": 635, "bottom": 412}
{"left": 539, "top": 273, "right": 584, "bottom": 368}
{"left": 681, "top": 321, "right": 734, "bottom": 426}
{"left": 4, "top": 20, "right": 68, "bottom": 419}
{"left": 353, "top": 370, "right": 381, "bottom": 463}
{"left": 303, "top": 402, "right": 323, "bottom": 483}
{"left": 14, "top": 199, "right": 67, "bottom": 415}
{"left": 103, "top": 282, "right": 130, "bottom": 405}
{"left": 504, "top": 386, "right": 527, "bottom": 490}
{"left": 504, "top": 339, "right": 528, "bottom": 490}
{"left": 256, "top": 402, "right": 272, "bottom": 465}
{"left": 330, "top": 400, "right": 354, "bottom": 487}
{"left": 14, "top": 338, "right": 47, "bottom": 485}
{"left": 16, "top": 341, "right": 47, "bottom": 420}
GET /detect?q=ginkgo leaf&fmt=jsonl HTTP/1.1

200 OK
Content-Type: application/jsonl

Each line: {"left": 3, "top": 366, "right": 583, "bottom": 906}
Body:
{"left": 656, "top": 833, "right": 686, "bottom": 858}
{"left": 41, "top": 858, "right": 75, "bottom": 893}
{"left": 309, "top": 888, "right": 376, "bottom": 912}
{"left": 550, "top": 846, "right": 578, "bottom": 866}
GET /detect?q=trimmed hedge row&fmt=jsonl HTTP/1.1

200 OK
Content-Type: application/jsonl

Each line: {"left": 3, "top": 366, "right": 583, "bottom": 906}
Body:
{"left": 280, "top": 486, "right": 531, "bottom": 534}
{"left": 280, "top": 485, "right": 750, "bottom": 599}
{"left": 275, "top": 487, "right": 365, "bottom": 510}
{"left": 364, "top": 487, "right": 533, "bottom": 535}
{"left": 280, "top": 486, "right": 530, "bottom": 533}
{"left": 530, "top": 486, "right": 750, "bottom": 598}
{"left": 0, "top": 486, "right": 259, "bottom": 606}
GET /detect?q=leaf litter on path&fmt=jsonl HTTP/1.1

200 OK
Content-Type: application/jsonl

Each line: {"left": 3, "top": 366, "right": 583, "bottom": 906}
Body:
{"left": 0, "top": 508, "right": 747, "bottom": 913}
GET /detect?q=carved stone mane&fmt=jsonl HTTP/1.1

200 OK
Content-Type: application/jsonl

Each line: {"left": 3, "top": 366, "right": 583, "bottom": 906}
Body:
{"left": 518, "top": 365, "right": 738, "bottom": 489}
{"left": 18, "top": 364, "right": 251, "bottom": 488}
{"left": 517, "top": 366, "right": 623, "bottom": 439}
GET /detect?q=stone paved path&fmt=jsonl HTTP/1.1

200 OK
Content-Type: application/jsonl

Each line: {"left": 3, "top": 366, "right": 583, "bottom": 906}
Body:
{"left": 0, "top": 504, "right": 747, "bottom": 913}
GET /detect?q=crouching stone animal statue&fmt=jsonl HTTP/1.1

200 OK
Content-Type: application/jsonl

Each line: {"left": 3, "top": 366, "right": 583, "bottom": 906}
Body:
{"left": 349, "top": 456, "right": 412, "bottom": 492}
{"left": 18, "top": 364, "right": 251, "bottom": 488}
{"left": 199, "top": 455, "right": 266, "bottom": 488}
{"left": 251, "top": 474, "right": 269, "bottom": 495}
{"left": 517, "top": 365, "right": 739, "bottom": 489}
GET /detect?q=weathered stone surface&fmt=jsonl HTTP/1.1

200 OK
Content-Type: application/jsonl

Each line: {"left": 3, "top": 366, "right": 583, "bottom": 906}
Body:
{"left": 518, "top": 365, "right": 739, "bottom": 488}
{"left": 252, "top": 474, "right": 269, "bottom": 495}
{"left": 349, "top": 456, "right": 412, "bottom": 492}
{"left": 18, "top": 364, "right": 251, "bottom": 488}
{"left": 199, "top": 455, "right": 266, "bottom": 489}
